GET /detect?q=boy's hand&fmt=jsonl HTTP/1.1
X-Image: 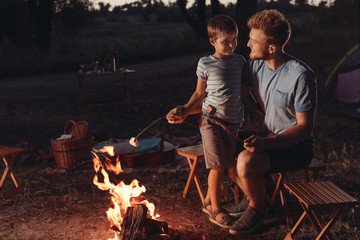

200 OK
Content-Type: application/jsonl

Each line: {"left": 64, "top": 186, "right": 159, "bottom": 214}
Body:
{"left": 166, "top": 105, "right": 187, "bottom": 124}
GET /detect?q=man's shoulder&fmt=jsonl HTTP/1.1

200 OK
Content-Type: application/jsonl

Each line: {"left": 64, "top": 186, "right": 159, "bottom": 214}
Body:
{"left": 232, "top": 53, "right": 246, "bottom": 62}
{"left": 247, "top": 59, "right": 266, "bottom": 71}
{"left": 286, "top": 55, "right": 315, "bottom": 77}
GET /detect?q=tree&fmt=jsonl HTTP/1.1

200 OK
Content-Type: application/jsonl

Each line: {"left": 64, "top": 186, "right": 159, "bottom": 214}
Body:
{"left": 98, "top": 2, "right": 111, "bottom": 15}
{"left": 177, "top": 0, "right": 213, "bottom": 40}
{"left": 234, "top": 0, "right": 257, "bottom": 56}
{"left": 28, "top": 0, "right": 54, "bottom": 51}
{"left": 0, "top": 0, "right": 30, "bottom": 46}
{"left": 177, "top": 0, "right": 257, "bottom": 56}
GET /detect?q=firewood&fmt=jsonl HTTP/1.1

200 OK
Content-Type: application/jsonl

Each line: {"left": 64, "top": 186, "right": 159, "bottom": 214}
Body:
{"left": 118, "top": 204, "right": 169, "bottom": 240}
{"left": 119, "top": 204, "right": 147, "bottom": 240}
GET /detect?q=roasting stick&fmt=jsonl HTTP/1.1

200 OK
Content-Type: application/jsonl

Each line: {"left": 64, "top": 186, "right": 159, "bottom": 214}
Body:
{"left": 129, "top": 116, "right": 166, "bottom": 147}
{"left": 129, "top": 107, "right": 245, "bottom": 147}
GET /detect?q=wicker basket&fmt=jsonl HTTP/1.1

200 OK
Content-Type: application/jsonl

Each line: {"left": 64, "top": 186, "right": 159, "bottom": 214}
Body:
{"left": 51, "top": 120, "right": 94, "bottom": 168}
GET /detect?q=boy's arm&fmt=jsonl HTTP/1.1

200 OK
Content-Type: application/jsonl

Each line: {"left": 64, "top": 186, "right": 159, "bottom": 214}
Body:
{"left": 167, "top": 77, "right": 206, "bottom": 124}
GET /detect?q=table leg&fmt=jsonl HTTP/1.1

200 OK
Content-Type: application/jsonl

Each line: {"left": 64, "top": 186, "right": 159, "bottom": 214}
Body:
{"left": 77, "top": 75, "right": 85, "bottom": 105}
{"left": 1, "top": 154, "right": 18, "bottom": 188}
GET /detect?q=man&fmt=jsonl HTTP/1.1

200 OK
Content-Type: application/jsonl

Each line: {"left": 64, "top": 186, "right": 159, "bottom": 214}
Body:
{"left": 229, "top": 9, "right": 317, "bottom": 235}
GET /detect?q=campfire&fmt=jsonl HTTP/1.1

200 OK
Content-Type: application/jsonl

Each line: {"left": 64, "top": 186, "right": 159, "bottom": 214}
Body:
{"left": 91, "top": 146, "right": 168, "bottom": 240}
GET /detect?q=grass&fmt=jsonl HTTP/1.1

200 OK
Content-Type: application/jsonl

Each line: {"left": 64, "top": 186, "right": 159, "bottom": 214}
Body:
{"left": 0, "top": 16, "right": 209, "bottom": 78}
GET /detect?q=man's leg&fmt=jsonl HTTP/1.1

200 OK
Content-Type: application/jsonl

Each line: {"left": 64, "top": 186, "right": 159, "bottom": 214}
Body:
{"left": 237, "top": 150, "right": 270, "bottom": 212}
{"left": 227, "top": 166, "right": 245, "bottom": 192}
{"left": 229, "top": 150, "right": 270, "bottom": 235}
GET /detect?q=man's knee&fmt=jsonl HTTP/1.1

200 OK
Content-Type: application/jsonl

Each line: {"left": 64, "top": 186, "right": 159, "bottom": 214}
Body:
{"left": 236, "top": 150, "right": 270, "bottom": 177}
{"left": 236, "top": 150, "right": 253, "bottom": 176}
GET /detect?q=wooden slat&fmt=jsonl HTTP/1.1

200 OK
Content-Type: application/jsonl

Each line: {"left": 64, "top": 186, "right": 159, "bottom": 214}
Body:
{"left": 177, "top": 144, "right": 204, "bottom": 158}
{"left": 285, "top": 182, "right": 323, "bottom": 207}
{"left": 310, "top": 182, "right": 343, "bottom": 203}
{"left": 319, "top": 181, "right": 358, "bottom": 204}
{"left": 299, "top": 182, "right": 334, "bottom": 204}
{"left": 285, "top": 181, "right": 358, "bottom": 210}
{"left": 0, "top": 146, "right": 25, "bottom": 156}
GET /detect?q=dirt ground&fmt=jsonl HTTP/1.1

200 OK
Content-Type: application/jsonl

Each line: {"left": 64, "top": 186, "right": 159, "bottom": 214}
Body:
{"left": 0, "top": 53, "right": 359, "bottom": 240}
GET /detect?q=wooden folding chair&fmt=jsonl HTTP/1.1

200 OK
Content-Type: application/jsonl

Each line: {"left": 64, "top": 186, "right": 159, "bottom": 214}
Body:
{"left": 0, "top": 145, "right": 25, "bottom": 207}
{"left": 176, "top": 144, "right": 230, "bottom": 205}
{"left": 284, "top": 181, "right": 358, "bottom": 240}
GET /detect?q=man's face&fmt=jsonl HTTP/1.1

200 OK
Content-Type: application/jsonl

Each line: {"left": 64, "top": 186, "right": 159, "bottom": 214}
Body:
{"left": 247, "top": 28, "right": 270, "bottom": 60}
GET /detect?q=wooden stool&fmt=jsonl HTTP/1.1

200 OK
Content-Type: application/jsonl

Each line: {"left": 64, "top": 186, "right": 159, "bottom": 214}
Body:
{"left": 176, "top": 144, "right": 230, "bottom": 205}
{"left": 270, "top": 159, "right": 327, "bottom": 208}
{"left": 0, "top": 145, "right": 25, "bottom": 207}
{"left": 284, "top": 181, "right": 358, "bottom": 240}
{"left": 270, "top": 159, "right": 327, "bottom": 225}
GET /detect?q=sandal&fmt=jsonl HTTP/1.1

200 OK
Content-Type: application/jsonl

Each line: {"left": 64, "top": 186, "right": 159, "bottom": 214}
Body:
{"left": 202, "top": 201, "right": 211, "bottom": 216}
{"left": 209, "top": 208, "right": 233, "bottom": 229}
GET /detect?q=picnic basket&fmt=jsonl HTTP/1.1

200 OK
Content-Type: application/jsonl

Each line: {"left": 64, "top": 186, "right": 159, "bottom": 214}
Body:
{"left": 51, "top": 120, "right": 94, "bottom": 168}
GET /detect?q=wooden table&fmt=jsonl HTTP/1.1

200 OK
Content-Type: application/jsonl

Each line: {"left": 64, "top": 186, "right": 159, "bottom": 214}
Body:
{"left": 77, "top": 69, "right": 135, "bottom": 107}
{"left": 0, "top": 145, "right": 25, "bottom": 207}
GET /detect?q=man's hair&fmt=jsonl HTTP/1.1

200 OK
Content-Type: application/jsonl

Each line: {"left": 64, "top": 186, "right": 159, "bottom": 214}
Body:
{"left": 247, "top": 9, "right": 291, "bottom": 47}
{"left": 207, "top": 14, "right": 238, "bottom": 40}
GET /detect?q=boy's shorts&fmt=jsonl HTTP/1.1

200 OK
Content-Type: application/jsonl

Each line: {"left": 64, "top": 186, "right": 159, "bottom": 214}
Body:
{"left": 237, "top": 129, "right": 314, "bottom": 173}
{"left": 200, "top": 114, "right": 241, "bottom": 169}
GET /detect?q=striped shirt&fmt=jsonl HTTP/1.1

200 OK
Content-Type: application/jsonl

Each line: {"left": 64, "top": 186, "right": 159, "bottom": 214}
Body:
{"left": 196, "top": 54, "right": 246, "bottom": 124}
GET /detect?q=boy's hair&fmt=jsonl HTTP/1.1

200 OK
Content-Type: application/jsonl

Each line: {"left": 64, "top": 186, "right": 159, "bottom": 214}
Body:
{"left": 247, "top": 9, "right": 291, "bottom": 47}
{"left": 207, "top": 15, "right": 238, "bottom": 40}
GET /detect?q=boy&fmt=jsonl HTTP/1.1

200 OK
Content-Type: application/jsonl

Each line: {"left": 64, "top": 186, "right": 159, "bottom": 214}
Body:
{"left": 166, "top": 14, "right": 247, "bottom": 228}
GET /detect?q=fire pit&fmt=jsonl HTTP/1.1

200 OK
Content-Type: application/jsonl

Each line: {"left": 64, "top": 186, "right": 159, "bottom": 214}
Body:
{"left": 92, "top": 145, "right": 170, "bottom": 240}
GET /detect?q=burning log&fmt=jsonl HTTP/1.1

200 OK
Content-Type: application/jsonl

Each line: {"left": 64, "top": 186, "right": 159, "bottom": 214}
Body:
{"left": 119, "top": 204, "right": 168, "bottom": 240}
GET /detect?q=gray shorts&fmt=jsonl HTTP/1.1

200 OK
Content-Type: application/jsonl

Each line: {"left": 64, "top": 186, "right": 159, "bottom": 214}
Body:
{"left": 237, "top": 129, "right": 314, "bottom": 173}
{"left": 200, "top": 114, "right": 241, "bottom": 169}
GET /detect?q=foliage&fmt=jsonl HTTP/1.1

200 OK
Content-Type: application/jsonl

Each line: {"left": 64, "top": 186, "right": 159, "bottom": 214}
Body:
{"left": 0, "top": 0, "right": 359, "bottom": 78}
{"left": 0, "top": 0, "right": 32, "bottom": 47}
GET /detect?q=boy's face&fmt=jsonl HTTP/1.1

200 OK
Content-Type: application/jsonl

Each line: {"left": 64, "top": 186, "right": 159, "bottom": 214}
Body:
{"left": 247, "top": 28, "right": 271, "bottom": 60}
{"left": 210, "top": 32, "right": 238, "bottom": 58}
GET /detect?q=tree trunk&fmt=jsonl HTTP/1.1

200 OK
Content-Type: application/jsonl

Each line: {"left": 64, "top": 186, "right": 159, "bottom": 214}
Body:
{"left": 177, "top": 0, "right": 208, "bottom": 39}
{"left": 210, "top": 0, "right": 221, "bottom": 16}
{"left": 234, "top": 0, "right": 257, "bottom": 57}
{"left": 28, "top": 0, "right": 54, "bottom": 51}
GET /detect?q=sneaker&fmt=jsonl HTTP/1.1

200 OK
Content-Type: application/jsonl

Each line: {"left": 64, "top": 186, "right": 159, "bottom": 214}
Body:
{"left": 225, "top": 197, "right": 249, "bottom": 218}
{"left": 229, "top": 205, "right": 266, "bottom": 235}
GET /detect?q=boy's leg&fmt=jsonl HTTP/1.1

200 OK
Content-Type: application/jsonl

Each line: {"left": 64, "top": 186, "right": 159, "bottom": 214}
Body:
{"left": 207, "top": 168, "right": 225, "bottom": 212}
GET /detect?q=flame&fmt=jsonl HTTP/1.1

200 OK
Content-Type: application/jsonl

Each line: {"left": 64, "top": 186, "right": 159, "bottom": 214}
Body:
{"left": 91, "top": 146, "right": 159, "bottom": 239}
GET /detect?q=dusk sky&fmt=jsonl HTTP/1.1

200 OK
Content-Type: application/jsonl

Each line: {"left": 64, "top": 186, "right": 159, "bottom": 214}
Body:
{"left": 92, "top": 0, "right": 331, "bottom": 8}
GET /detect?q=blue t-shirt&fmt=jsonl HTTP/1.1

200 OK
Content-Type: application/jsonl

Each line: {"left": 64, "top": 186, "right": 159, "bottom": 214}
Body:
{"left": 196, "top": 54, "right": 246, "bottom": 124}
{"left": 244, "top": 55, "right": 317, "bottom": 134}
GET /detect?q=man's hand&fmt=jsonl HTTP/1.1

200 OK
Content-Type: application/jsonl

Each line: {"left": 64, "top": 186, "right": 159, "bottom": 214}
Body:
{"left": 166, "top": 105, "right": 187, "bottom": 124}
{"left": 243, "top": 135, "right": 268, "bottom": 152}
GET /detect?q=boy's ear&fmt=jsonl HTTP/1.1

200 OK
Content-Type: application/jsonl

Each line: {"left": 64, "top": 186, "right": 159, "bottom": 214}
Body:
{"left": 209, "top": 37, "right": 216, "bottom": 46}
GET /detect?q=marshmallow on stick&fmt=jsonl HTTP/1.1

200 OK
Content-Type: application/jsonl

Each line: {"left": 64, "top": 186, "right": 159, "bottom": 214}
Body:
{"left": 129, "top": 137, "right": 138, "bottom": 147}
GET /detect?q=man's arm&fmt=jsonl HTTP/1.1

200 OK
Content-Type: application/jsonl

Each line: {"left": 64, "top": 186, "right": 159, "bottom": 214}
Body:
{"left": 244, "top": 109, "right": 315, "bottom": 152}
{"left": 166, "top": 77, "right": 206, "bottom": 124}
